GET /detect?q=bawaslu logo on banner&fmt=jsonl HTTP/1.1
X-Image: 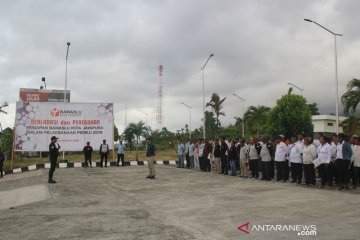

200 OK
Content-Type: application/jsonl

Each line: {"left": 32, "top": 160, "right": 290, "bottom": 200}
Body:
{"left": 15, "top": 102, "right": 114, "bottom": 151}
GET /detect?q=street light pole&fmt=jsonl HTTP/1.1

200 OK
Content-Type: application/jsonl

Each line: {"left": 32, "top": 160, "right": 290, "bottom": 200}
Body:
{"left": 200, "top": 53, "right": 214, "bottom": 139}
{"left": 181, "top": 102, "right": 192, "bottom": 139}
{"left": 232, "top": 93, "right": 245, "bottom": 137}
{"left": 304, "top": 19, "right": 342, "bottom": 134}
{"left": 287, "top": 82, "right": 304, "bottom": 96}
{"left": 137, "top": 109, "right": 148, "bottom": 126}
{"left": 64, "top": 42, "right": 70, "bottom": 103}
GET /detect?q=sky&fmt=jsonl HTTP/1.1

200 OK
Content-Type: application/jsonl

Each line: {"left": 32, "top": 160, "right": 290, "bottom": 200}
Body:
{"left": 1, "top": 0, "right": 360, "bottom": 133}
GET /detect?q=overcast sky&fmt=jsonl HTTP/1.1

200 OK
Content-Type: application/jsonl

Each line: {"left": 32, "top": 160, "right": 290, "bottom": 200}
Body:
{"left": 1, "top": 0, "right": 360, "bottom": 133}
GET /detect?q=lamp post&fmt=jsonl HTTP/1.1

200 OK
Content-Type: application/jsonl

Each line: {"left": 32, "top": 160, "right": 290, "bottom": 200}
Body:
{"left": 200, "top": 53, "right": 214, "bottom": 139}
{"left": 181, "top": 102, "right": 192, "bottom": 139}
{"left": 287, "top": 82, "right": 304, "bottom": 95}
{"left": 304, "top": 18, "right": 342, "bottom": 134}
{"left": 64, "top": 42, "right": 70, "bottom": 103}
{"left": 42, "top": 77, "right": 46, "bottom": 90}
{"left": 232, "top": 93, "right": 245, "bottom": 137}
{"left": 137, "top": 109, "right": 148, "bottom": 126}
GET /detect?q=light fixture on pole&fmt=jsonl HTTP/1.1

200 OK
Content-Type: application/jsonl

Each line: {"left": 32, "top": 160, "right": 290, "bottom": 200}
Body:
{"left": 64, "top": 42, "right": 71, "bottom": 103}
{"left": 200, "top": 53, "right": 214, "bottom": 139}
{"left": 181, "top": 102, "right": 192, "bottom": 139}
{"left": 233, "top": 93, "right": 246, "bottom": 137}
{"left": 137, "top": 109, "right": 148, "bottom": 126}
{"left": 42, "top": 77, "right": 46, "bottom": 90}
{"left": 304, "top": 18, "right": 342, "bottom": 134}
{"left": 287, "top": 82, "right": 304, "bottom": 95}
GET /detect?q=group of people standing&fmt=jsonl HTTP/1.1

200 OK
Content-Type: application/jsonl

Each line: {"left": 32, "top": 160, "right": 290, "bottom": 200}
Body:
{"left": 176, "top": 133, "right": 360, "bottom": 191}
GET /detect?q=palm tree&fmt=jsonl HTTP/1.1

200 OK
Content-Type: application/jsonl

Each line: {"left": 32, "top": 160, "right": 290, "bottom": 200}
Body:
{"left": 0, "top": 102, "right": 9, "bottom": 131}
{"left": 342, "top": 78, "right": 360, "bottom": 115}
{"left": 244, "top": 105, "right": 271, "bottom": 137}
{"left": 206, "top": 93, "right": 226, "bottom": 127}
{"left": 123, "top": 121, "right": 149, "bottom": 161}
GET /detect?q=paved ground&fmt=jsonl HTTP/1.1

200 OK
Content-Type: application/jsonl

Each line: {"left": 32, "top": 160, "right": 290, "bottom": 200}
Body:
{"left": 0, "top": 165, "right": 359, "bottom": 240}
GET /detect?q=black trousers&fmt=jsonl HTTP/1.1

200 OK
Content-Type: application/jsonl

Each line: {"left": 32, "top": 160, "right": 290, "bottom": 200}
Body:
{"left": 284, "top": 160, "right": 290, "bottom": 181}
{"left": 205, "top": 158, "right": 211, "bottom": 172}
{"left": 0, "top": 163, "right": 3, "bottom": 177}
{"left": 275, "top": 161, "right": 286, "bottom": 181}
{"left": 249, "top": 159, "right": 259, "bottom": 178}
{"left": 199, "top": 156, "right": 204, "bottom": 171}
{"left": 303, "top": 164, "right": 316, "bottom": 185}
{"left": 328, "top": 161, "right": 338, "bottom": 186}
{"left": 353, "top": 166, "right": 360, "bottom": 187}
{"left": 271, "top": 160, "right": 275, "bottom": 179}
{"left": 117, "top": 154, "right": 124, "bottom": 166}
{"left": 261, "top": 161, "right": 272, "bottom": 181}
{"left": 291, "top": 162, "right": 303, "bottom": 183}
{"left": 100, "top": 153, "right": 108, "bottom": 167}
{"left": 221, "top": 155, "right": 228, "bottom": 174}
{"left": 84, "top": 154, "right": 92, "bottom": 167}
{"left": 186, "top": 153, "right": 190, "bottom": 168}
{"left": 318, "top": 163, "right": 331, "bottom": 186}
{"left": 336, "top": 159, "right": 351, "bottom": 186}
{"left": 49, "top": 158, "right": 57, "bottom": 181}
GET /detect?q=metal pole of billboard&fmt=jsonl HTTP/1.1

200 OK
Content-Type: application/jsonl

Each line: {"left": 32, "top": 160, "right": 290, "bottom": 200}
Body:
{"left": 63, "top": 42, "right": 70, "bottom": 161}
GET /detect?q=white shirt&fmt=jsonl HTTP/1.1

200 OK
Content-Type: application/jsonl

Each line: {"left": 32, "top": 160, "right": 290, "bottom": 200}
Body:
{"left": 188, "top": 143, "right": 195, "bottom": 157}
{"left": 239, "top": 144, "right": 248, "bottom": 159}
{"left": 248, "top": 144, "right": 259, "bottom": 160}
{"left": 317, "top": 143, "right": 332, "bottom": 164}
{"left": 199, "top": 143, "right": 204, "bottom": 157}
{"left": 331, "top": 142, "right": 337, "bottom": 160}
{"left": 275, "top": 141, "right": 287, "bottom": 162}
{"left": 353, "top": 145, "right": 360, "bottom": 167}
{"left": 289, "top": 142, "right": 303, "bottom": 163}
{"left": 260, "top": 142, "right": 271, "bottom": 162}
{"left": 303, "top": 144, "right": 317, "bottom": 164}
{"left": 336, "top": 141, "right": 344, "bottom": 159}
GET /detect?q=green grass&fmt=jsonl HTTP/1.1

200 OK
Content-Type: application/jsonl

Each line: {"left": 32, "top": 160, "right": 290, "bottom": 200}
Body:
{"left": 3, "top": 149, "right": 178, "bottom": 171}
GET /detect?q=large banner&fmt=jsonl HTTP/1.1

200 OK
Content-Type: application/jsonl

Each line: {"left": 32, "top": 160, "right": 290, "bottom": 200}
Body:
{"left": 19, "top": 88, "right": 71, "bottom": 102}
{"left": 15, "top": 102, "right": 114, "bottom": 151}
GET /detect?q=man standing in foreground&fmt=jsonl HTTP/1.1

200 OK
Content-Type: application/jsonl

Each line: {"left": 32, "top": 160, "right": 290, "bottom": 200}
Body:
{"left": 146, "top": 137, "right": 156, "bottom": 180}
{"left": 49, "top": 136, "right": 60, "bottom": 184}
{"left": 83, "top": 142, "right": 93, "bottom": 167}
{"left": 117, "top": 140, "right": 126, "bottom": 167}
{"left": 100, "top": 139, "right": 109, "bottom": 167}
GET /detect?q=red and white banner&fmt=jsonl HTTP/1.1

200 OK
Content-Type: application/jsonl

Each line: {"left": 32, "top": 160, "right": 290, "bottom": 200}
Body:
{"left": 15, "top": 102, "right": 114, "bottom": 151}
{"left": 19, "top": 88, "right": 70, "bottom": 102}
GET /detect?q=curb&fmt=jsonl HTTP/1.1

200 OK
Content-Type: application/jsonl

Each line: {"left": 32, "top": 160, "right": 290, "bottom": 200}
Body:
{"left": 3, "top": 160, "right": 179, "bottom": 176}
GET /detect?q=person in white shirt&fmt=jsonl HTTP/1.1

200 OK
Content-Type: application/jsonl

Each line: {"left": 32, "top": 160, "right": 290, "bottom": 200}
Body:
{"left": 316, "top": 136, "right": 332, "bottom": 188}
{"left": 238, "top": 138, "right": 248, "bottom": 177}
{"left": 194, "top": 140, "right": 201, "bottom": 171}
{"left": 248, "top": 137, "right": 260, "bottom": 179}
{"left": 99, "top": 139, "right": 109, "bottom": 167}
{"left": 303, "top": 137, "right": 317, "bottom": 186}
{"left": 188, "top": 140, "right": 195, "bottom": 169}
{"left": 176, "top": 139, "right": 185, "bottom": 168}
{"left": 185, "top": 139, "right": 190, "bottom": 168}
{"left": 259, "top": 136, "right": 273, "bottom": 181}
{"left": 117, "top": 140, "right": 126, "bottom": 167}
{"left": 352, "top": 136, "right": 360, "bottom": 189}
{"left": 274, "top": 135, "right": 288, "bottom": 182}
{"left": 289, "top": 136, "right": 303, "bottom": 184}
{"left": 329, "top": 134, "right": 339, "bottom": 186}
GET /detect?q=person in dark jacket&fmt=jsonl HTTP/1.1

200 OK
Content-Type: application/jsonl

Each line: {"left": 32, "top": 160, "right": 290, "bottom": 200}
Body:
{"left": 220, "top": 137, "right": 229, "bottom": 175}
{"left": 203, "top": 139, "right": 213, "bottom": 172}
{"left": 335, "top": 134, "right": 353, "bottom": 191}
{"left": 228, "top": 140, "right": 238, "bottom": 176}
{"left": 49, "top": 136, "right": 60, "bottom": 183}
{"left": 83, "top": 142, "right": 93, "bottom": 167}
{"left": 146, "top": 137, "right": 156, "bottom": 179}
{"left": 213, "top": 139, "right": 221, "bottom": 174}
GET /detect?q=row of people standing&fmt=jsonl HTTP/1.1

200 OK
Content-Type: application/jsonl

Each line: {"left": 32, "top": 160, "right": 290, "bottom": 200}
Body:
{"left": 177, "top": 133, "right": 360, "bottom": 191}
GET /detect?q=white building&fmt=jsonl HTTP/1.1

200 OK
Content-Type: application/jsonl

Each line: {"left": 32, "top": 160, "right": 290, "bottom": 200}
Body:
{"left": 312, "top": 115, "right": 347, "bottom": 134}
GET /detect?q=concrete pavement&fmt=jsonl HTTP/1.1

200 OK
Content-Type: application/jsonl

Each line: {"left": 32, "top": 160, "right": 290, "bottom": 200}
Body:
{"left": 0, "top": 165, "right": 359, "bottom": 240}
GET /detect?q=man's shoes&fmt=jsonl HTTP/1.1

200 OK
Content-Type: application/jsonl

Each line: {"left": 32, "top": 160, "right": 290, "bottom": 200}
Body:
{"left": 48, "top": 180, "right": 57, "bottom": 184}
{"left": 149, "top": 176, "right": 155, "bottom": 180}
{"left": 146, "top": 176, "right": 151, "bottom": 179}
